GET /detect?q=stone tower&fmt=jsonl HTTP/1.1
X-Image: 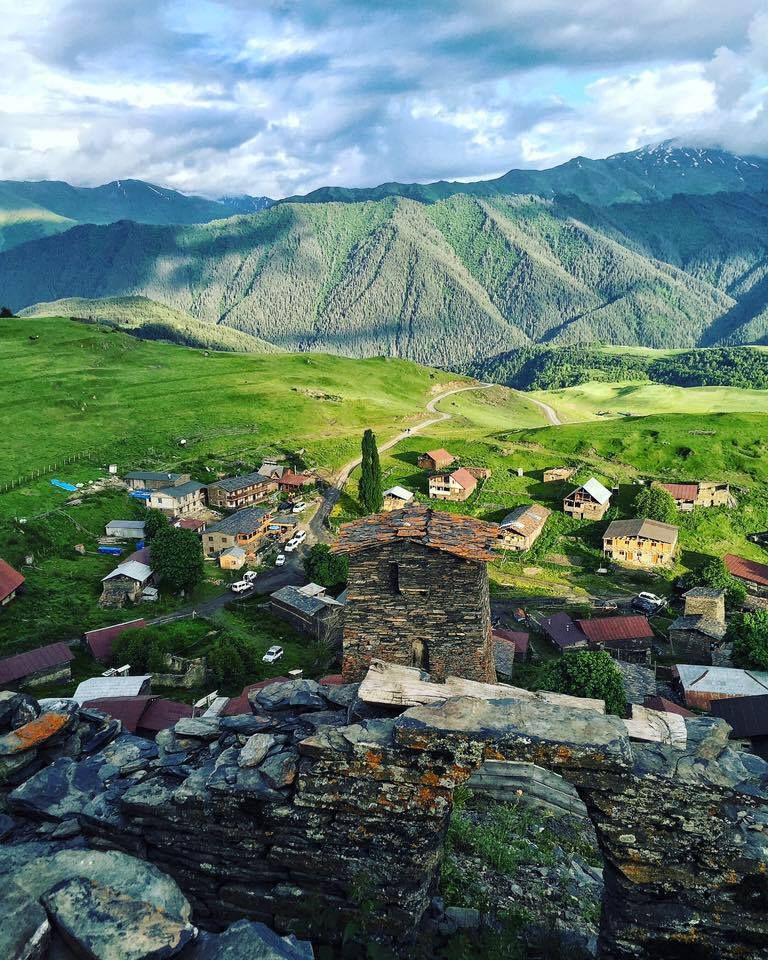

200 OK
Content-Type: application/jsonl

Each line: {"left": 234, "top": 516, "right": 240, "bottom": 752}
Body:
{"left": 332, "top": 505, "right": 499, "bottom": 683}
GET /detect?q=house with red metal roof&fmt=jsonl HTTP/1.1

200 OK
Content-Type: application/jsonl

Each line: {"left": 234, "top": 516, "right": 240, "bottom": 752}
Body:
{"left": 0, "top": 558, "right": 24, "bottom": 609}
{"left": 492, "top": 627, "right": 530, "bottom": 662}
{"left": 418, "top": 449, "right": 455, "bottom": 471}
{"left": 83, "top": 695, "right": 192, "bottom": 737}
{"left": 724, "top": 555, "right": 768, "bottom": 595}
{"left": 428, "top": 467, "right": 478, "bottom": 502}
{"left": 658, "top": 481, "right": 734, "bottom": 512}
{"left": 0, "top": 641, "right": 74, "bottom": 689}
{"left": 576, "top": 615, "right": 655, "bottom": 662}
{"left": 84, "top": 619, "right": 146, "bottom": 662}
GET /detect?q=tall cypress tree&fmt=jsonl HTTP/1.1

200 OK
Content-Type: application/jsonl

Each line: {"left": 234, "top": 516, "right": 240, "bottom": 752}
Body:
{"left": 359, "top": 428, "right": 383, "bottom": 514}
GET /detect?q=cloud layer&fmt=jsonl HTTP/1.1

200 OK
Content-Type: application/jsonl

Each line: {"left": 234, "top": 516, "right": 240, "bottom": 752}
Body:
{"left": 3, "top": 1, "right": 768, "bottom": 197}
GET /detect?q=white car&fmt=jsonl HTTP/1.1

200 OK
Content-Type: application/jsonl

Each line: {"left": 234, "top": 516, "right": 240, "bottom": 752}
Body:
{"left": 275, "top": 554, "right": 286, "bottom": 566}
{"left": 243, "top": 571, "right": 259, "bottom": 582}
{"left": 262, "top": 645, "right": 284, "bottom": 664}
{"left": 293, "top": 529, "right": 307, "bottom": 544}
{"left": 284, "top": 540, "right": 298, "bottom": 553}
{"left": 292, "top": 501, "right": 307, "bottom": 514}
{"left": 230, "top": 580, "right": 251, "bottom": 593}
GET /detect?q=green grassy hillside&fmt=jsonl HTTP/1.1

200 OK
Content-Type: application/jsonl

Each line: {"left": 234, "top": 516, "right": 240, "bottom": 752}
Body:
{"left": 19, "top": 296, "right": 278, "bottom": 353}
{"left": 0, "top": 195, "right": 736, "bottom": 367}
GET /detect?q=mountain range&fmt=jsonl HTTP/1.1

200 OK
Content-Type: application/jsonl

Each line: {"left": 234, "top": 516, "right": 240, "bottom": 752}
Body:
{"left": 3, "top": 143, "right": 768, "bottom": 369}
{"left": 0, "top": 179, "right": 273, "bottom": 252}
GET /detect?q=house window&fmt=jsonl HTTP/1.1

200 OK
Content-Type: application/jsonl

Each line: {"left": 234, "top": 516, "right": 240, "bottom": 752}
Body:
{"left": 208, "top": 536, "right": 214, "bottom": 542}
{"left": 388, "top": 562, "right": 401, "bottom": 594}
{"left": 411, "top": 639, "right": 429, "bottom": 671}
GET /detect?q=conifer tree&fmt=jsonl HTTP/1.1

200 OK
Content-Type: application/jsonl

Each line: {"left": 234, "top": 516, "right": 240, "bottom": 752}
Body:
{"left": 359, "top": 429, "right": 383, "bottom": 514}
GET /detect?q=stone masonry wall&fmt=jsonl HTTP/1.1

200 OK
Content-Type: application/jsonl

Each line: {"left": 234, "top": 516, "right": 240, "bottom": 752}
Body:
{"left": 341, "top": 540, "right": 495, "bottom": 684}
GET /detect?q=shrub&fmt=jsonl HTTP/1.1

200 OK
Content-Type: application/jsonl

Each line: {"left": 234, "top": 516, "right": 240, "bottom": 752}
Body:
{"left": 541, "top": 651, "right": 627, "bottom": 716}
{"left": 633, "top": 486, "right": 678, "bottom": 524}
{"left": 730, "top": 611, "right": 768, "bottom": 671}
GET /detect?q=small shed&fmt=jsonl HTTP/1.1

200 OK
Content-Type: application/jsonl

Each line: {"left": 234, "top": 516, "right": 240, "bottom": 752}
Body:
{"left": 83, "top": 695, "right": 193, "bottom": 738}
{"left": 576, "top": 614, "right": 654, "bottom": 662}
{"left": 220, "top": 545, "right": 246, "bottom": 571}
{"left": 100, "top": 560, "right": 154, "bottom": 608}
{"left": 85, "top": 618, "right": 147, "bottom": 662}
{"left": 492, "top": 627, "right": 530, "bottom": 663}
{"left": 0, "top": 558, "right": 25, "bottom": 608}
{"left": 498, "top": 503, "right": 550, "bottom": 551}
{"left": 0, "top": 642, "right": 74, "bottom": 689}
{"left": 382, "top": 486, "right": 414, "bottom": 511}
{"left": 417, "top": 449, "right": 455, "bottom": 471}
{"left": 563, "top": 477, "right": 612, "bottom": 521}
{"left": 105, "top": 520, "right": 146, "bottom": 539}
{"left": 543, "top": 467, "right": 576, "bottom": 483}
{"left": 537, "top": 612, "right": 588, "bottom": 653}
{"left": 269, "top": 582, "right": 345, "bottom": 643}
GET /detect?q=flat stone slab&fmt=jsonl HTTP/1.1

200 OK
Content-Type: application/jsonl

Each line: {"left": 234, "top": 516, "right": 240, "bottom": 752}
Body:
{"left": 239, "top": 733, "right": 275, "bottom": 769}
{"left": 0, "top": 880, "right": 51, "bottom": 960}
{"left": 42, "top": 876, "right": 196, "bottom": 960}
{"left": 9, "top": 756, "right": 107, "bottom": 821}
{"left": 0, "top": 712, "right": 73, "bottom": 757}
{"left": 178, "top": 918, "right": 313, "bottom": 959}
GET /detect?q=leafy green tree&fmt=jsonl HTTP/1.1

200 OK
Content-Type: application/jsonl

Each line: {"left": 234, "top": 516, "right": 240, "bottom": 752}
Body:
{"left": 143, "top": 508, "right": 169, "bottom": 541}
{"left": 207, "top": 640, "right": 247, "bottom": 692}
{"left": 0, "top": 306, "right": 15, "bottom": 318}
{"left": 681, "top": 557, "right": 746, "bottom": 608}
{"left": 304, "top": 543, "right": 349, "bottom": 588}
{"left": 633, "top": 485, "right": 678, "bottom": 524}
{"left": 730, "top": 611, "right": 768, "bottom": 671}
{"left": 359, "top": 428, "right": 383, "bottom": 514}
{"left": 541, "top": 651, "right": 627, "bottom": 717}
{"left": 112, "top": 626, "right": 153, "bottom": 670}
{"left": 152, "top": 526, "right": 204, "bottom": 594}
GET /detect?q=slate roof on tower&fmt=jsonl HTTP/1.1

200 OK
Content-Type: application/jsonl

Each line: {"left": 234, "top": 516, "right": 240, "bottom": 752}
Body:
{"left": 331, "top": 505, "right": 499, "bottom": 562}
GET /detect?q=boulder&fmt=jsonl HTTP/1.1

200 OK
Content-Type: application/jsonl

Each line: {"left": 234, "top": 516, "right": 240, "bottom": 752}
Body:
{"left": 250, "top": 680, "right": 327, "bottom": 713}
{"left": 178, "top": 918, "right": 313, "bottom": 959}
{"left": 174, "top": 718, "right": 221, "bottom": 741}
{"left": 9, "top": 756, "right": 107, "bottom": 821}
{"left": 260, "top": 750, "right": 298, "bottom": 789}
{"left": 0, "top": 880, "right": 51, "bottom": 960}
{"left": 239, "top": 734, "right": 276, "bottom": 769}
{"left": 0, "top": 691, "right": 41, "bottom": 732}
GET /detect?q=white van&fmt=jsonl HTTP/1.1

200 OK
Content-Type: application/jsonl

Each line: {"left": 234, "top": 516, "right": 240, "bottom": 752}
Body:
{"left": 230, "top": 580, "right": 251, "bottom": 593}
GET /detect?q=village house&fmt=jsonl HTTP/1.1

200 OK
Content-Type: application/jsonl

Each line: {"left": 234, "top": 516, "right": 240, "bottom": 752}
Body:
{"left": 498, "top": 503, "right": 550, "bottom": 551}
{"left": 173, "top": 518, "right": 206, "bottom": 534}
{"left": 85, "top": 618, "right": 146, "bottom": 662}
{"left": 576, "top": 614, "right": 655, "bottom": 663}
{"left": 206, "top": 471, "right": 277, "bottom": 510}
{"left": 602, "top": 518, "right": 678, "bottom": 568}
{"left": 428, "top": 467, "right": 477, "bottom": 502}
{"left": 270, "top": 582, "right": 346, "bottom": 643}
{"left": 711, "top": 695, "right": 768, "bottom": 760}
{"left": 105, "top": 520, "right": 146, "bottom": 540}
{"left": 492, "top": 627, "right": 530, "bottom": 664}
{"left": 382, "top": 486, "right": 414, "bottom": 511}
{"left": 537, "top": 612, "right": 588, "bottom": 653}
{"left": 0, "top": 641, "right": 74, "bottom": 689}
{"left": 669, "top": 588, "right": 728, "bottom": 665}
{"left": 331, "top": 505, "right": 499, "bottom": 683}
{"left": 124, "top": 471, "right": 190, "bottom": 492}
{"left": 258, "top": 458, "right": 286, "bottom": 480}
{"left": 724, "top": 554, "right": 768, "bottom": 595}
{"left": 417, "top": 449, "right": 455, "bottom": 471}
{"left": 203, "top": 507, "right": 273, "bottom": 558}
{"left": 563, "top": 478, "right": 612, "bottom": 520}
{"left": 148, "top": 480, "right": 207, "bottom": 517}
{"left": 658, "top": 481, "right": 735, "bottom": 512}
{"left": 100, "top": 558, "right": 155, "bottom": 607}
{"left": 0, "top": 558, "right": 24, "bottom": 609}
{"left": 81, "top": 696, "right": 192, "bottom": 739}
{"left": 219, "top": 546, "right": 247, "bottom": 571}
{"left": 73, "top": 675, "right": 152, "bottom": 705}
{"left": 279, "top": 471, "right": 315, "bottom": 494}
{"left": 543, "top": 467, "right": 576, "bottom": 483}
{"left": 674, "top": 664, "right": 768, "bottom": 711}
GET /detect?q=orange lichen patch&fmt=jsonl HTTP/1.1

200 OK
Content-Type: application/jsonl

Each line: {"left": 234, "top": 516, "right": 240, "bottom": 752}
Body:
{"left": 670, "top": 929, "right": 704, "bottom": 944}
{"left": 554, "top": 745, "right": 572, "bottom": 761}
{"left": 723, "top": 870, "right": 740, "bottom": 886}
{"left": 12, "top": 712, "right": 70, "bottom": 749}
{"left": 417, "top": 786, "right": 437, "bottom": 805}
{"left": 448, "top": 763, "right": 472, "bottom": 782}
{"left": 482, "top": 746, "right": 506, "bottom": 761}
{"left": 420, "top": 771, "right": 440, "bottom": 786}
{"left": 365, "top": 750, "right": 383, "bottom": 768}
{"left": 619, "top": 863, "right": 658, "bottom": 884}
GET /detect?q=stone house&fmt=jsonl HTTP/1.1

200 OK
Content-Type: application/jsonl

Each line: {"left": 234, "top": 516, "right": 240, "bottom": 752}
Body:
{"left": 428, "top": 467, "right": 477, "bottom": 502}
{"left": 382, "top": 486, "right": 414, "bottom": 511}
{"left": 0, "top": 641, "right": 74, "bottom": 689}
{"left": 270, "top": 582, "right": 346, "bottom": 643}
{"left": 331, "top": 504, "right": 499, "bottom": 683}
{"left": 724, "top": 554, "right": 768, "bottom": 595}
{"left": 658, "top": 481, "right": 735, "bottom": 512}
{"left": 124, "top": 471, "right": 190, "bottom": 492}
{"left": 203, "top": 507, "right": 273, "bottom": 558}
{"left": 669, "top": 588, "right": 728, "bottom": 665}
{"left": 417, "top": 449, "right": 455, "bottom": 471}
{"left": 563, "top": 478, "right": 612, "bottom": 520}
{"left": 148, "top": 480, "right": 207, "bottom": 517}
{"left": 219, "top": 546, "right": 246, "bottom": 571}
{"left": 543, "top": 467, "right": 576, "bottom": 483}
{"left": 498, "top": 503, "right": 550, "bottom": 551}
{"left": 207, "top": 471, "right": 278, "bottom": 510}
{"left": 576, "top": 614, "right": 655, "bottom": 663}
{"left": 0, "top": 558, "right": 24, "bottom": 609}
{"left": 100, "top": 559, "right": 155, "bottom": 607}
{"left": 602, "top": 518, "right": 678, "bottom": 568}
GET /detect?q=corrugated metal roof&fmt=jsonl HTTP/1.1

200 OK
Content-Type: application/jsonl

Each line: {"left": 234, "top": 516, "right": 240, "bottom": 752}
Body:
{"left": 660, "top": 482, "right": 699, "bottom": 501}
{"left": 73, "top": 675, "right": 152, "bottom": 705}
{"left": 125, "top": 471, "right": 183, "bottom": 482}
{"left": 724, "top": 554, "right": 768, "bottom": 587}
{"left": 579, "top": 478, "right": 612, "bottom": 505}
{"left": 82, "top": 696, "right": 192, "bottom": 733}
{"left": 85, "top": 619, "right": 146, "bottom": 661}
{"left": 603, "top": 518, "right": 679, "bottom": 544}
{"left": 577, "top": 615, "right": 654, "bottom": 645}
{"left": 675, "top": 665, "right": 768, "bottom": 697}
{"left": 105, "top": 520, "right": 145, "bottom": 532}
{"left": 448, "top": 467, "right": 477, "bottom": 490}
{"left": 500, "top": 503, "right": 550, "bottom": 537}
{"left": 82, "top": 696, "right": 155, "bottom": 732}
{"left": 152, "top": 480, "right": 205, "bottom": 498}
{"left": 643, "top": 695, "right": 693, "bottom": 717}
{"left": 138, "top": 697, "right": 193, "bottom": 731}
{"left": 102, "top": 560, "right": 153, "bottom": 583}
{"left": 539, "top": 612, "right": 588, "bottom": 649}
{"left": 0, "top": 642, "right": 74, "bottom": 685}
{"left": 0, "top": 558, "right": 24, "bottom": 602}
{"left": 383, "top": 486, "right": 413, "bottom": 501}
{"left": 332, "top": 505, "right": 499, "bottom": 563}
{"left": 492, "top": 627, "right": 529, "bottom": 653}
{"left": 711, "top": 695, "right": 768, "bottom": 737}
{"left": 422, "top": 449, "right": 454, "bottom": 463}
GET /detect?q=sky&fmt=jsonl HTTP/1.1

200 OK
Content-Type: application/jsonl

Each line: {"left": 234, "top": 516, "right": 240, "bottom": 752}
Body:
{"left": 3, "top": 1, "right": 768, "bottom": 198}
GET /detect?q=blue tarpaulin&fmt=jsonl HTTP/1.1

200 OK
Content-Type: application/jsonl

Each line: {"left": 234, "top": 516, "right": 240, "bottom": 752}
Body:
{"left": 129, "top": 490, "right": 152, "bottom": 500}
{"left": 98, "top": 546, "right": 123, "bottom": 556}
{"left": 51, "top": 479, "right": 77, "bottom": 492}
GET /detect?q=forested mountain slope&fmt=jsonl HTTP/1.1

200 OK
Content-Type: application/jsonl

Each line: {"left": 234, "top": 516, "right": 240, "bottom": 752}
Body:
{"left": 0, "top": 194, "right": 739, "bottom": 368}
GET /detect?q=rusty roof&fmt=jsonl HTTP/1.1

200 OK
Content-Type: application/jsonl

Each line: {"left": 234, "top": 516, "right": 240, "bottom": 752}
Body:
{"left": 422, "top": 448, "right": 454, "bottom": 462}
{"left": 82, "top": 696, "right": 192, "bottom": 733}
{"left": 539, "top": 612, "right": 588, "bottom": 649}
{"left": 577, "top": 615, "right": 654, "bottom": 645}
{"left": 711, "top": 695, "right": 768, "bottom": 738}
{"left": 660, "top": 482, "right": 699, "bottom": 501}
{"left": 492, "top": 627, "right": 529, "bottom": 653}
{"left": 725, "top": 554, "right": 768, "bottom": 587}
{"left": 84, "top": 619, "right": 146, "bottom": 662}
{"left": 643, "top": 695, "right": 693, "bottom": 717}
{"left": 138, "top": 697, "right": 193, "bottom": 731}
{"left": 500, "top": 503, "right": 550, "bottom": 537}
{"left": 448, "top": 467, "right": 477, "bottom": 490}
{"left": 331, "top": 505, "right": 499, "bottom": 562}
{"left": 0, "top": 558, "right": 24, "bottom": 603}
{"left": 0, "top": 641, "right": 74, "bottom": 685}
{"left": 603, "top": 518, "right": 679, "bottom": 544}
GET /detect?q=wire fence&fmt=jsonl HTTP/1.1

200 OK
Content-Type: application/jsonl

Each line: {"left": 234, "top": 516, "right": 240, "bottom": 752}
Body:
{"left": 0, "top": 447, "right": 112, "bottom": 494}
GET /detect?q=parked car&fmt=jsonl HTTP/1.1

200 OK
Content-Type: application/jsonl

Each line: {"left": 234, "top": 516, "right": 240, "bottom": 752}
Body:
{"left": 284, "top": 541, "right": 298, "bottom": 553}
{"left": 243, "top": 571, "right": 259, "bottom": 582}
{"left": 231, "top": 580, "right": 251, "bottom": 594}
{"left": 632, "top": 591, "right": 665, "bottom": 614}
{"left": 292, "top": 501, "right": 307, "bottom": 514}
{"left": 262, "top": 645, "right": 284, "bottom": 664}
{"left": 293, "top": 529, "right": 307, "bottom": 544}
{"left": 594, "top": 599, "right": 618, "bottom": 611}
{"left": 275, "top": 554, "right": 286, "bottom": 566}
{"left": 277, "top": 502, "right": 293, "bottom": 512}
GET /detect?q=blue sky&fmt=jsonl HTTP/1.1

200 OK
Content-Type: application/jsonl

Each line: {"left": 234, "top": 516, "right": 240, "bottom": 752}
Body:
{"left": 3, "top": 1, "right": 768, "bottom": 197}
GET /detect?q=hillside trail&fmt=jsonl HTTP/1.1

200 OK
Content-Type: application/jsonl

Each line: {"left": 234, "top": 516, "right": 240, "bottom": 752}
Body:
{"left": 526, "top": 394, "right": 562, "bottom": 425}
